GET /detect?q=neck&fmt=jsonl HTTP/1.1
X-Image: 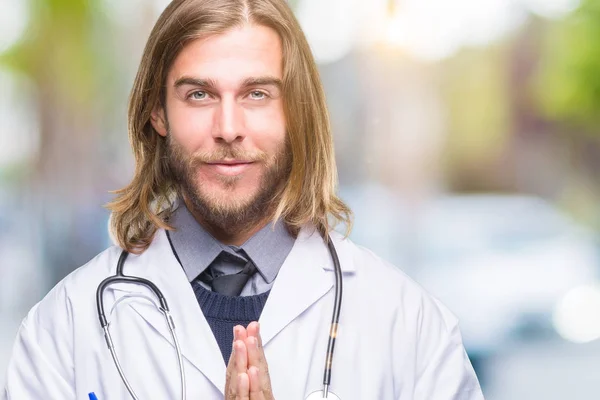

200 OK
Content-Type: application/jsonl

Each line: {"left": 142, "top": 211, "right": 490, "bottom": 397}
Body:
{"left": 182, "top": 196, "right": 272, "bottom": 246}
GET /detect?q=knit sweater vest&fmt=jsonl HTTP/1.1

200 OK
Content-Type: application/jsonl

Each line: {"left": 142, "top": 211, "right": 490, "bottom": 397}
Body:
{"left": 191, "top": 279, "right": 270, "bottom": 363}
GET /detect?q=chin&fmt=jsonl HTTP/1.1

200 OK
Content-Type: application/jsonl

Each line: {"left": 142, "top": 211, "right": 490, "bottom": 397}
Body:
{"left": 203, "top": 188, "right": 258, "bottom": 211}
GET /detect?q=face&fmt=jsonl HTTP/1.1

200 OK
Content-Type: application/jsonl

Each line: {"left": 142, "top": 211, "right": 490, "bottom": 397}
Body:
{"left": 153, "top": 24, "right": 289, "bottom": 233}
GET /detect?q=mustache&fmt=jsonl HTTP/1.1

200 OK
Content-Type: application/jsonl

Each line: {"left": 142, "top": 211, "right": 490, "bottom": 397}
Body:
{"left": 189, "top": 146, "right": 268, "bottom": 165}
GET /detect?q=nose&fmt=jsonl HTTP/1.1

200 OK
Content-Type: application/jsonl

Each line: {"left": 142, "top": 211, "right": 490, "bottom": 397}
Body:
{"left": 213, "top": 97, "right": 244, "bottom": 144}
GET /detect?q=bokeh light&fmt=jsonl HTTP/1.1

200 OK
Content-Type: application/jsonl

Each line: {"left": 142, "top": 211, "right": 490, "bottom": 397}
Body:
{"left": 553, "top": 284, "right": 600, "bottom": 343}
{"left": 0, "top": 0, "right": 29, "bottom": 54}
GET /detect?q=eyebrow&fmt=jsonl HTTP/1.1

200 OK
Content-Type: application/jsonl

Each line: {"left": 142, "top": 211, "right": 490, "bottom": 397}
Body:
{"left": 173, "top": 77, "right": 217, "bottom": 89}
{"left": 241, "top": 76, "right": 283, "bottom": 90}
{"left": 173, "top": 76, "right": 283, "bottom": 90}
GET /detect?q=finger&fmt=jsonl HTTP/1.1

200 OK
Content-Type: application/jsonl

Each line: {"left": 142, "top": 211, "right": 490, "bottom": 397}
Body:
{"left": 225, "top": 340, "right": 249, "bottom": 399}
{"left": 227, "top": 339, "right": 247, "bottom": 373}
{"left": 246, "top": 322, "right": 272, "bottom": 394}
{"left": 245, "top": 323, "right": 260, "bottom": 365}
{"left": 247, "top": 321, "right": 264, "bottom": 356}
{"left": 226, "top": 371, "right": 250, "bottom": 400}
{"left": 238, "top": 372, "right": 251, "bottom": 400}
{"left": 245, "top": 336, "right": 272, "bottom": 395}
{"left": 246, "top": 336, "right": 260, "bottom": 367}
{"left": 246, "top": 322, "right": 261, "bottom": 345}
{"left": 233, "top": 340, "right": 248, "bottom": 372}
{"left": 248, "top": 366, "right": 266, "bottom": 400}
{"left": 228, "top": 326, "right": 248, "bottom": 372}
{"left": 234, "top": 325, "right": 248, "bottom": 342}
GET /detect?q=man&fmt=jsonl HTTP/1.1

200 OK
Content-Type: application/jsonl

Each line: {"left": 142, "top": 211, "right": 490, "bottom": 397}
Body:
{"left": 3, "top": 0, "right": 484, "bottom": 399}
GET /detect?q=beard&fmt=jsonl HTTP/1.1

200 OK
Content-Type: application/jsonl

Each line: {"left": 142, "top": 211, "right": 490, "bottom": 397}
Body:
{"left": 166, "top": 134, "right": 291, "bottom": 236}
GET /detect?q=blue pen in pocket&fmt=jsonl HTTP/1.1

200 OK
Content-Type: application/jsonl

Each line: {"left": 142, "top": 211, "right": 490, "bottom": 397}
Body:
{"left": 88, "top": 393, "right": 99, "bottom": 400}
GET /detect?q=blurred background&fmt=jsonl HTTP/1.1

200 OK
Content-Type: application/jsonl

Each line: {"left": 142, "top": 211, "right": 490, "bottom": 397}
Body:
{"left": 1, "top": 0, "right": 600, "bottom": 398}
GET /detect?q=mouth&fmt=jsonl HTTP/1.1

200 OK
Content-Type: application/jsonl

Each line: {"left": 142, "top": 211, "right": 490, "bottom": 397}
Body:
{"left": 207, "top": 159, "right": 253, "bottom": 165}
{"left": 204, "top": 160, "right": 255, "bottom": 176}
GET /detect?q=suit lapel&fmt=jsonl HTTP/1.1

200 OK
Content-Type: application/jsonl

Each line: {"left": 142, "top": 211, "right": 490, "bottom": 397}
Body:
{"left": 259, "top": 227, "right": 355, "bottom": 346}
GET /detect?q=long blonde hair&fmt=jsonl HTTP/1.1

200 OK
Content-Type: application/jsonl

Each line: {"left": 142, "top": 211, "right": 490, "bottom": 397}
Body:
{"left": 107, "top": 0, "right": 352, "bottom": 253}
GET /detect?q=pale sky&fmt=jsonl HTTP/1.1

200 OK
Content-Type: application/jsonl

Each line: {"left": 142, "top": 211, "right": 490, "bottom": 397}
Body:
{"left": 296, "top": 0, "right": 580, "bottom": 63}
{"left": 0, "top": 0, "right": 582, "bottom": 63}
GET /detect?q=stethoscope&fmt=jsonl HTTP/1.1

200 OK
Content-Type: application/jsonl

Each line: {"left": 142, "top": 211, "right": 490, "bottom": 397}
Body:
{"left": 95, "top": 232, "right": 343, "bottom": 400}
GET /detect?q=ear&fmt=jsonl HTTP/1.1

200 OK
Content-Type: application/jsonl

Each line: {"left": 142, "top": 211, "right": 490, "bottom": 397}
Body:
{"left": 151, "top": 106, "right": 168, "bottom": 137}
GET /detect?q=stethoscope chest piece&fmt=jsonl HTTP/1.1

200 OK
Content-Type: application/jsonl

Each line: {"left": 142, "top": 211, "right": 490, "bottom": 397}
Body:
{"left": 305, "top": 391, "right": 341, "bottom": 400}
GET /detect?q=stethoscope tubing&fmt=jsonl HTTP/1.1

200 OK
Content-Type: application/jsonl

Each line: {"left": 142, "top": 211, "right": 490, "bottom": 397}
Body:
{"left": 322, "top": 236, "right": 343, "bottom": 397}
{"left": 96, "top": 251, "right": 187, "bottom": 400}
{"left": 96, "top": 232, "right": 342, "bottom": 399}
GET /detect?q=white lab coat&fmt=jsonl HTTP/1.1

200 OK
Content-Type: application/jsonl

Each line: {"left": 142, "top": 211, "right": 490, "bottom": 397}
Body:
{"left": 3, "top": 226, "right": 484, "bottom": 399}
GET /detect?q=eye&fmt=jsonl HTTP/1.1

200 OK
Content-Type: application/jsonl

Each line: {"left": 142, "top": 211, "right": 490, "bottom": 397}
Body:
{"left": 189, "top": 91, "right": 208, "bottom": 100}
{"left": 249, "top": 90, "right": 267, "bottom": 100}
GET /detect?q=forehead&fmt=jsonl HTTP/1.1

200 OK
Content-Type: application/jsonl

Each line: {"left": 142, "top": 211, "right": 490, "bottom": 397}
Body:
{"left": 168, "top": 24, "right": 283, "bottom": 86}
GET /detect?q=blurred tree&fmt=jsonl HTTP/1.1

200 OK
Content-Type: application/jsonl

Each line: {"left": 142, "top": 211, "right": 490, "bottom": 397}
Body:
{"left": 2, "top": 0, "right": 102, "bottom": 104}
{"left": 535, "top": 0, "right": 600, "bottom": 132}
{"left": 0, "top": 0, "right": 120, "bottom": 286}
{"left": 533, "top": 1, "right": 600, "bottom": 228}
{"left": 439, "top": 43, "right": 514, "bottom": 192}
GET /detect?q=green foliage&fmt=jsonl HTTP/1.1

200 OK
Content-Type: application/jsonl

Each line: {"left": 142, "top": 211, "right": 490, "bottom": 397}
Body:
{"left": 535, "top": 0, "right": 600, "bottom": 132}
{"left": 0, "top": 0, "right": 107, "bottom": 105}
{"left": 441, "top": 44, "right": 512, "bottom": 165}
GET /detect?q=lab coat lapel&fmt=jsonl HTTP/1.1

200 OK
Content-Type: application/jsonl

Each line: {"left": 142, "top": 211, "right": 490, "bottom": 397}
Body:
{"left": 107, "top": 231, "right": 227, "bottom": 394}
{"left": 259, "top": 227, "right": 351, "bottom": 346}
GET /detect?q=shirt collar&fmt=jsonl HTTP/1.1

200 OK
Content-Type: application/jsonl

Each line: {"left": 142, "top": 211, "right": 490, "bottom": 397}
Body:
{"left": 168, "top": 201, "right": 295, "bottom": 283}
{"left": 237, "top": 216, "right": 295, "bottom": 284}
